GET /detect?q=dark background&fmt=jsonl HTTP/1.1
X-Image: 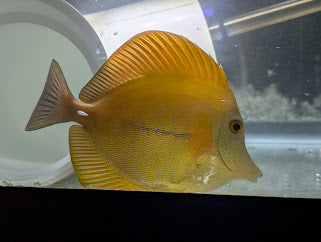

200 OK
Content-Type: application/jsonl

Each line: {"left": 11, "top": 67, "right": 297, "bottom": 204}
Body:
{"left": 0, "top": 187, "right": 320, "bottom": 240}
{"left": 207, "top": 0, "right": 321, "bottom": 103}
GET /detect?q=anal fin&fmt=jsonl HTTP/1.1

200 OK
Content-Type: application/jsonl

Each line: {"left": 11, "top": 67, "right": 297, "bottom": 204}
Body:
{"left": 69, "top": 125, "right": 141, "bottom": 191}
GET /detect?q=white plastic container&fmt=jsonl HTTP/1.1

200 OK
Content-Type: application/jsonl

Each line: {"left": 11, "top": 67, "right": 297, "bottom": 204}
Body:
{"left": 84, "top": 0, "right": 216, "bottom": 60}
{"left": 0, "top": 0, "right": 106, "bottom": 186}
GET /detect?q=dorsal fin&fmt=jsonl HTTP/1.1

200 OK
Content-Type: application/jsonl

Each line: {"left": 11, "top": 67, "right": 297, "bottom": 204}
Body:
{"left": 79, "top": 30, "right": 229, "bottom": 103}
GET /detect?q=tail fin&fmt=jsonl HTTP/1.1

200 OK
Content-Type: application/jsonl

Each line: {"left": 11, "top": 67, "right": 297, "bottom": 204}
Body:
{"left": 25, "top": 60, "right": 75, "bottom": 131}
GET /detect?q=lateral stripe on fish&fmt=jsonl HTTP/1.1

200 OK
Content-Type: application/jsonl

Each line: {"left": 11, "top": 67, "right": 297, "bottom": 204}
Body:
{"left": 130, "top": 123, "right": 191, "bottom": 139}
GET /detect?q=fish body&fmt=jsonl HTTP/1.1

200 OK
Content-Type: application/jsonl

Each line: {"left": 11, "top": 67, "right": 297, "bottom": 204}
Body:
{"left": 26, "top": 31, "right": 262, "bottom": 192}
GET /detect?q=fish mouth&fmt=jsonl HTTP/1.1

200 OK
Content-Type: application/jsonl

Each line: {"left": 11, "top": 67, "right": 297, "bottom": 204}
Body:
{"left": 217, "top": 140, "right": 263, "bottom": 182}
{"left": 247, "top": 168, "right": 263, "bottom": 183}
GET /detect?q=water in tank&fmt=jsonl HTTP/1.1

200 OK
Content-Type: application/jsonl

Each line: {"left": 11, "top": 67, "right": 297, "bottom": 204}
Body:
{"left": 1, "top": 0, "right": 320, "bottom": 198}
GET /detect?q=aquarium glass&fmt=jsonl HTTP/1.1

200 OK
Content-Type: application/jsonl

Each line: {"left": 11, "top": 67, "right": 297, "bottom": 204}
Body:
{"left": 1, "top": 0, "right": 320, "bottom": 198}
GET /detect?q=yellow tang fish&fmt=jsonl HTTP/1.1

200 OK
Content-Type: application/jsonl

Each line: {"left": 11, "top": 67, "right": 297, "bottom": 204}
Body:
{"left": 26, "top": 31, "right": 262, "bottom": 193}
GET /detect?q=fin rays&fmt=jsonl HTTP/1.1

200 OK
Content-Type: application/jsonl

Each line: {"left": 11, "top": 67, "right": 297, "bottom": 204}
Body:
{"left": 25, "top": 60, "right": 74, "bottom": 131}
{"left": 79, "top": 31, "right": 229, "bottom": 103}
{"left": 69, "top": 125, "right": 141, "bottom": 191}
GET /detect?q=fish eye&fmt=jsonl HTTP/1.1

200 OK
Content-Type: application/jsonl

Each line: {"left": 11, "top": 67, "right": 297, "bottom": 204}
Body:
{"left": 229, "top": 120, "right": 242, "bottom": 134}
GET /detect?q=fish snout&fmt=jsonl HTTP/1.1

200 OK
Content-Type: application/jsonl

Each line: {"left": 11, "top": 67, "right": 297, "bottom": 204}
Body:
{"left": 246, "top": 167, "right": 263, "bottom": 183}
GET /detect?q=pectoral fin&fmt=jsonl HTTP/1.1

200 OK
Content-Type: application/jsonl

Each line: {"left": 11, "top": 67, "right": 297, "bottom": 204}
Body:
{"left": 69, "top": 125, "right": 141, "bottom": 191}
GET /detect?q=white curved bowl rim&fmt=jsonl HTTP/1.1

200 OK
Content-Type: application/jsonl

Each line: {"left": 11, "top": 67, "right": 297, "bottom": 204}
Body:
{"left": 0, "top": 0, "right": 106, "bottom": 186}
